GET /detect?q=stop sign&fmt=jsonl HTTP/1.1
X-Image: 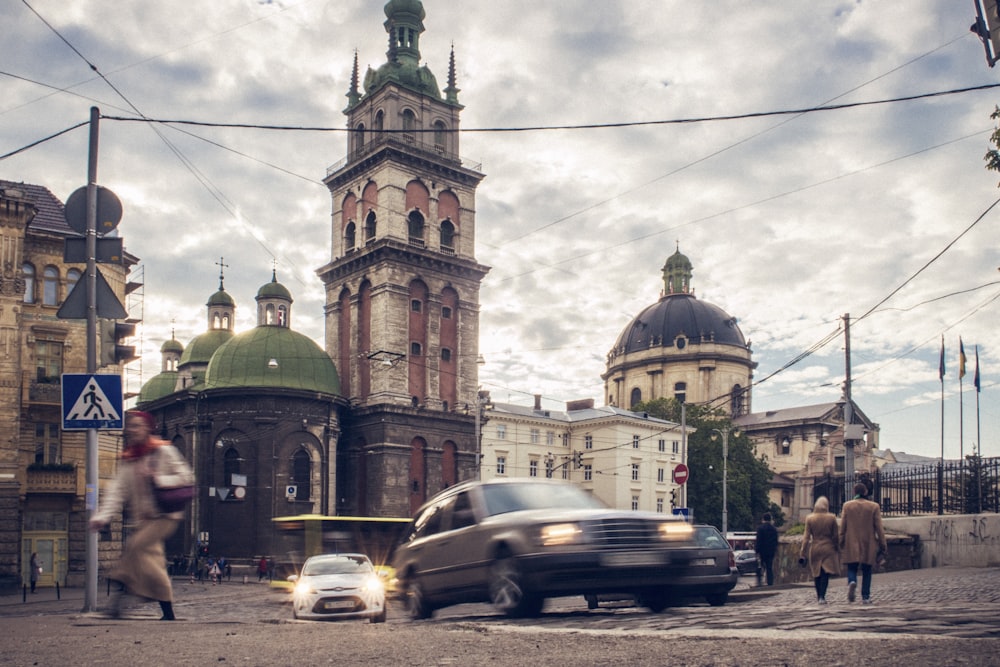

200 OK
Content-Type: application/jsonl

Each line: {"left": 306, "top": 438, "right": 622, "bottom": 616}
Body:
{"left": 672, "top": 463, "right": 689, "bottom": 485}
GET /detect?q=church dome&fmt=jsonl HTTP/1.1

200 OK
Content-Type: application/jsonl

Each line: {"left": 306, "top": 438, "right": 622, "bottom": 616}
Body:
{"left": 204, "top": 327, "right": 340, "bottom": 395}
{"left": 611, "top": 293, "right": 746, "bottom": 355}
{"left": 207, "top": 288, "right": 235, "bottom": 307}
{"left": 179, "top": 329, "right": 235, "bottom": 366}
{"left": 161, "top": 338, "right": 184, "bottom": 355}
{"left": 138, "top": 371, "right": 179, "bottom": 405}
{"left": 257, "top": 276, "right": 292, "bottom": 301}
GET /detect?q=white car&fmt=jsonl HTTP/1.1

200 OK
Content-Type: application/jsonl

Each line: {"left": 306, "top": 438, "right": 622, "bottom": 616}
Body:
{"left": 289, "top": 553, "right": 386, "bottom": 623}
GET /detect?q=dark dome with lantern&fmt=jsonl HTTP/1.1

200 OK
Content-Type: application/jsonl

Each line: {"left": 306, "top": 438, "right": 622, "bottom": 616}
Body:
{"left": 609, "top": 248, "right": 747, "bottom": 357}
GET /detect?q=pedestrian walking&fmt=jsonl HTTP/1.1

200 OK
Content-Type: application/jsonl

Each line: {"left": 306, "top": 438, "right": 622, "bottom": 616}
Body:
{"left": 88, "top": 410, "right": 194, "bottom": 621}
{"left": 755, "top": 512, "right": 779, "bottom": 586}
{"left": 799, "top": 496, "right": 841, "bottom": 604}
{"left": 257, "top": 556, "right": 268, "bottom": 582}
{"left": 29, "top": 552, "right": 41, "bottom": 593}
{"left": 839, "top": 481, "right": 887, "bottom": 604}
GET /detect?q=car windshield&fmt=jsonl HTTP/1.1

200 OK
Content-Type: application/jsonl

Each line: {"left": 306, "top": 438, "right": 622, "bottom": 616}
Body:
{"left": 481, "top": 482, "right": 607, "bottom": 516}
{"left": 692, "top": 526, "right": 729, "bottom": 549}
{"left": 303, "top": 556, "right": 372, "bottom": 576}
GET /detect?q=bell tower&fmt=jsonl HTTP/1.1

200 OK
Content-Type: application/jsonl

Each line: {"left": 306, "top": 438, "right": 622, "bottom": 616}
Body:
{"left": 317, "top": 0, "right": 489, "bottom": 515}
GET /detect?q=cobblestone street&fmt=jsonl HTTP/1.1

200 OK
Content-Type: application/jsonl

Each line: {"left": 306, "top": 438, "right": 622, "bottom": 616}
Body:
{"left": 2, "top": 566, "right": 999, "bottom": 665}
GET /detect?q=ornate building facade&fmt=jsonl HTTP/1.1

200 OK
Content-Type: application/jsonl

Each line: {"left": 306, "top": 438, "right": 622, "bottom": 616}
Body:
{"left": 0, "top": 181, "right": 135, "bottom": 588}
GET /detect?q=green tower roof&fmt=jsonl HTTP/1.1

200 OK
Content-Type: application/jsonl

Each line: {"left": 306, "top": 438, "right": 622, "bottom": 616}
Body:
{"left": 204, "top": 327, "right": 340, "bottom": 395}
{"left": 179, "top": 329, "right": 235, "bottom": 366}
{"left": 138, "top": 371, "right": 179, "bottom": 405}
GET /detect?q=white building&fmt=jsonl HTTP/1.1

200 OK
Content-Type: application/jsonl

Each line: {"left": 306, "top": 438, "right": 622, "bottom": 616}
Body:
{"left": 479, "top": 396, "right": 689, "bottom": 514}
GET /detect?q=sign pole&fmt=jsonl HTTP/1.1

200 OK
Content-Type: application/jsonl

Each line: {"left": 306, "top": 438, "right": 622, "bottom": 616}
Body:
{"left": 84, "top": 106, "right": 100, "bottom": 613}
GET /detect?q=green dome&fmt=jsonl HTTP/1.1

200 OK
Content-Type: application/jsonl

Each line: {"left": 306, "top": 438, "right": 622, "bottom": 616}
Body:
{"left": 257, "top": 279, "right": 292, "bottom": 301}
{"left": 161, "top": 338, "right": 184, "bottom": 354}
{"left": 204, "top": 327, "right": 340, "bottom": 394}
{"left": 179, "top": 329, "right": 235, "bottom": 366}
{"left": 385, "top": 0, "right": 425, "bottom": 21}
{"left": 138, "top": 371, "right": 179, "bottom": 405}
{"left": 207, "top": 289, "right": 235, "bottom": 307}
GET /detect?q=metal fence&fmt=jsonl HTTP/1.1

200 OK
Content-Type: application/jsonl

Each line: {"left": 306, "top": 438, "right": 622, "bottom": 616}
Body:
{"left": 814, "top": 456, "right": 1000, "bottom": 517}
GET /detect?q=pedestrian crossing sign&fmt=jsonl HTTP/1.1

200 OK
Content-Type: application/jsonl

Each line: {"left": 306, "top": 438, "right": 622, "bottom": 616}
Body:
{"left": 62, "top": 373, "right": 124, "bottom": 430}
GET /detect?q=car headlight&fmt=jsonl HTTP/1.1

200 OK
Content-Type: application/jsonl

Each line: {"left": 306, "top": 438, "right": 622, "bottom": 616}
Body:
{"left": 539, "top": 522, "right": 583, "bottom": 546}
{"left": 659, "top": 522, "right": 694, "bottom": 541}
{"left": 293, "top": 580, "right": 315, "bottom": 597}
{"left": 363, "top": 576, "right": 385, "bottom": 595}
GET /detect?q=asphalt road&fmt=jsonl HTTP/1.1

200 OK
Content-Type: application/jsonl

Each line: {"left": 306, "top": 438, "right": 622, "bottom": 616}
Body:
{"left": 2, "top": 567, "right": 998, "bottom": 666}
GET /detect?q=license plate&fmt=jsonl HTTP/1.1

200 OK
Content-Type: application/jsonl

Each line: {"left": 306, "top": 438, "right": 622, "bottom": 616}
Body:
{"left": 690, "top": 558, "right": 715, "bottom": 566}
{"left": 324, "top": 600, "right": 355, "bottom": 609}
{"left": 601, "top": 552, "right": 665, "bottom": 567}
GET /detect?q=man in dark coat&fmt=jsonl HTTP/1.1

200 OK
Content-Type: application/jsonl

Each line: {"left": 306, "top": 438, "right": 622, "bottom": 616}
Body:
{"left": 755, "top": 512, "right": 779, "bottom": 586}
{"left": 839, "top": 482, "right": 887, "bottom": 604}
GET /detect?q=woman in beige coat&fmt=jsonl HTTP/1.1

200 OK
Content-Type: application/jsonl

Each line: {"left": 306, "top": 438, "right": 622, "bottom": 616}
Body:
{"left": 799, "top": 496, "right": 840, "bottom": 604}
{"left": 89, "top": 411, "right": 193, "bottom": 620}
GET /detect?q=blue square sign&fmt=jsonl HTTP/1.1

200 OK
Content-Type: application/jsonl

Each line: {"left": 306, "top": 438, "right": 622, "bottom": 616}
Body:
{"left": 62, "top": 373, "right": 124, "bottom": 430}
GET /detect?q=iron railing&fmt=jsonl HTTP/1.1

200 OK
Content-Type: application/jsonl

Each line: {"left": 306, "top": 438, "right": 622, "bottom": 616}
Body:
{"left": 814, "top": 456, "right": 1000, "bottom": 517}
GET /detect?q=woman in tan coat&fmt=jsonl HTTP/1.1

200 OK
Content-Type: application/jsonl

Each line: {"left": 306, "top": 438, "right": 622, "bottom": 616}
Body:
{"left": 799, "top": 496, "right": 840, "bottom": 604}
{"left": 89, "top": 411, "right": 193, "bottom": 620}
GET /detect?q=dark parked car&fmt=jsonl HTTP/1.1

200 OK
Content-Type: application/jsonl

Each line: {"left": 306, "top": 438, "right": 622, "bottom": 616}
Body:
{"left": 390, "top": 478, "right": 738, "bottom": 618}
{"left": 735, "top": 549, "right": 760, "bottom": 576}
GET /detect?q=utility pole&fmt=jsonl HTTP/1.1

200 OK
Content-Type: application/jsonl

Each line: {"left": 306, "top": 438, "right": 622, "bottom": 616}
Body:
{"left": 843, "top": 313, "right": 856, "bottom": 503}
{"left": 83, "top": 107, "right": 100, "bottom": 613}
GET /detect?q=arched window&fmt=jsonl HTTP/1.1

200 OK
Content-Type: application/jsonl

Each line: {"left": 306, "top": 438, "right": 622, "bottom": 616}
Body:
{"left": 66, "top": 269, "right": 81, "bottom": 301}
{"left": 402, "top": 109, "right": 416, "bottom": 143}
{"left": 345, "top": 221, "right": 356, "bottom": 251}
{"left": 440, "top": 219, "right": 455, "bottom": 251}
{"left": 374, "top": 110, "right": 384, "bottom": 132}
{"left": 291, "top": 450, "right": 310, "bottom": 501}
{"left": 433, "top": 120, "right": 446, "bottom": 151}
{"left": 43, "top": 266, "right": 58, "bottom": 305}
{"left": 630, "top": 387, "right": 642, "bottom": 408}
{"left": 22, "top": 263, "right": 35, "bottom": 303}
{"left": 731, "top": 384, "right": 745, "bottom": 416}
{"left": 223, "top": 448, "right": 241, "bottom": 486}
{"left": 408, "top": 210, "right": 425, "bottom": 245}
{"left": 265, "top": 304, "right": 276, "bottom": 325}
{"left": 277, "top": 305, "right": 287, "bottom": 327}
{"left": 355, "top": 122, "right": 366, "bottom": 153}
{"left": 365, "top": 210, "right": 377, "bottom": 242}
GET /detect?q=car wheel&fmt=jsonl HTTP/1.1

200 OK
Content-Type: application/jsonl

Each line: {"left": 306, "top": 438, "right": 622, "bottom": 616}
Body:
{"left": 370, "top": 608, "right": 387, "bottom": 623}
{"left": 489, "top": 556, "right": 542, "bottom": 617}
{"left": 404, "top": 576, "right": 434, "bottom": 620}
{"left": 585, "top": 594, "right": 598, "bottom": 610}
{"left": 706, "top": 593, "right": 728, "bottom": 607}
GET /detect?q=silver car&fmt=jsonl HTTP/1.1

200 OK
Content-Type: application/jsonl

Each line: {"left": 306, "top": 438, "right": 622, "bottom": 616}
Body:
{"left": 391, "top": 478, "right": 735, "bottom": 619}
{"left": 289, "top": 553, "right": 386, "bottom": 622}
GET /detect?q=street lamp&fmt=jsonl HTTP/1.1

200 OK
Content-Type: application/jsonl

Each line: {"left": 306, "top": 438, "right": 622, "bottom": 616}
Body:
{"left": 710, "top": 426, "right": 739, "bottom": 537}
{"left": 474, "top": 355, "right": 486, "bottom": 479}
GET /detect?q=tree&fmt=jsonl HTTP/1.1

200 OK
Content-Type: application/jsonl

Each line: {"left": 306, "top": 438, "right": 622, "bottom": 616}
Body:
{"left": 633, "top": 398, "right": 774, "bottom": 531}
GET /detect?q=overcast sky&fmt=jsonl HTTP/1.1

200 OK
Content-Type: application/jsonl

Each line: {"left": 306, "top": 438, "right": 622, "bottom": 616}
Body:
{"left": 4, "top": 0, "right": 999, "bottom": 460}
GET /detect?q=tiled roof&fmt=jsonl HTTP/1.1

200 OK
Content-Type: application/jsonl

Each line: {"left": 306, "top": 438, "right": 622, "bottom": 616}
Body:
{"left": 0, "top": 180, "right": 73, "bottom": 235}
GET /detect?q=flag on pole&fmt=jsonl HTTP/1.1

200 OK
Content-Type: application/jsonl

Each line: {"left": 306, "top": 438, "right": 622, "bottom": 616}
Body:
{"left": 959, "top": 337, "right": 967, "bottom": 379}
{"left": 939, "top": 337, "right": 946, "bottom": 381}
{"left": 974, "top": 346, "right": 981, "bottom": 393}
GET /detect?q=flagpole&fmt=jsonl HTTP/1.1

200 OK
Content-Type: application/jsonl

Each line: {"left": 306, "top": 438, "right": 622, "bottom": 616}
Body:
{"left": 960, "top": 337, "right": 966, "bottom": 505}
{"left": 975, "top": 345, "right": 982, "bottom": 513}
{"left": 939, "top": 336, "right": 945, "bottom": 466}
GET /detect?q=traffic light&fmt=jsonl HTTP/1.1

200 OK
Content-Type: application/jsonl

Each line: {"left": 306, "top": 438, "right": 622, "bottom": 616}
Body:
{"left": 99, "top": 319, "right": 137, "bottom": 366}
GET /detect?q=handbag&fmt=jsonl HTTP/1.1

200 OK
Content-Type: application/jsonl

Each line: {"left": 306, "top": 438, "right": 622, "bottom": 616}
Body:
{"left": 154, "top": 481, "right": 195, "bottom": 513}
{"left": 151, "top": 446, "right": 195, "bottom": 513}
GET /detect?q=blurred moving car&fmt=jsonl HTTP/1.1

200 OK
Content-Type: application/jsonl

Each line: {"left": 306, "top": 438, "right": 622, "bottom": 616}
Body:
{"left": 585, "top": 524, "right": 740, "bottom": 609}
{"left": 390, "top": 478, "right": 738, "bottom": 619}
{"left": 734, "top": 550, "right": 760, "bottom": 576}
{"left": 289, "top": 553, "right": 386, "bottom": 622}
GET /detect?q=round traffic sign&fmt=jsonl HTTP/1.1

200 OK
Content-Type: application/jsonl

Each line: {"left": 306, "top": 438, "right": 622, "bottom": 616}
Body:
{"left": 672, "top": 463, "right": 689, "bottom": 485}
{"left": 64, "top": 185, "right": 123, "bottom": 235}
